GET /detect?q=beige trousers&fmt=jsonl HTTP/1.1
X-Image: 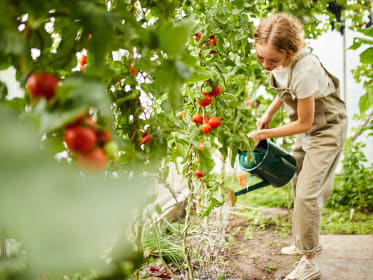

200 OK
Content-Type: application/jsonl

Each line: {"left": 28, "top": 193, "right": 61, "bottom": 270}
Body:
{"left": 292, "top": 116, "right": 347, "bottom": 254}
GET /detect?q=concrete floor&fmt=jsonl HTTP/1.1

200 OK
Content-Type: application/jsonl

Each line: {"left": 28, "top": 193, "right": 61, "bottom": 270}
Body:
{"left": 318, "top": 235, "right": 373, "bottom": 280}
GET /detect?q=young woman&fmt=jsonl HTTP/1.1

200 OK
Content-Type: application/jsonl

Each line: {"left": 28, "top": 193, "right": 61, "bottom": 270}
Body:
{"left": 247, "top": 13, "right": 347, "bottom": 280}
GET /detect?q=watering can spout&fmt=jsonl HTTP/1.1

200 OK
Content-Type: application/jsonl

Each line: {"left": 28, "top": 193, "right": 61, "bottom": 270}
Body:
{"left": 234, "top": 174, "right": 270, "bottom": 196}
{"left": 235, "top": 139, "right": 296, "bottom": 197}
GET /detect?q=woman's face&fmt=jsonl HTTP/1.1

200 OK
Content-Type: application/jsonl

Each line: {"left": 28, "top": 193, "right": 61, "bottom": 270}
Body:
{"left": 255, "top": 44, "right": 287, "bottom": 71}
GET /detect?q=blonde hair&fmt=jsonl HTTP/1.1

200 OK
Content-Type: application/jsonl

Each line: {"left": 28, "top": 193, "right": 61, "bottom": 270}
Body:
{"left": 254, "top": 13, "right": 306, "bottom": 66}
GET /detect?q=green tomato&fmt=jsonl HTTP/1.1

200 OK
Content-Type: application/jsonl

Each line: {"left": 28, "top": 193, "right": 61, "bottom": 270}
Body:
{"left": 202, "top": 85, "right": 212, "bottom": 93}
{"left": 104, "top": 141, "right": 119, "bottom": 160}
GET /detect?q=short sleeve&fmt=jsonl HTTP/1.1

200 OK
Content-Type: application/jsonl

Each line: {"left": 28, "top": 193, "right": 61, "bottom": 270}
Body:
{"left": 291, "top": 55, "right": 323, "bottom": 99}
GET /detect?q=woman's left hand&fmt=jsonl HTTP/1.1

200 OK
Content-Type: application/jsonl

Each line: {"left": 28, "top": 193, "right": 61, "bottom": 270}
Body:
{"left": 247, "top": 130, "right": 263, "bottom": 146}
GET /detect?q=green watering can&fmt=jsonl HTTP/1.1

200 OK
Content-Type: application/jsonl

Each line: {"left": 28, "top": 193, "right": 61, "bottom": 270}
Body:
{"left": 235, "top": 139, "right": 297, "bottom": 197}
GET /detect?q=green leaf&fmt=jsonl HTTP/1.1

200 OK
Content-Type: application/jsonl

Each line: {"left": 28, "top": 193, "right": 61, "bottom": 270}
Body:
{"left": 188, "top": 68, "right": 211, "bottom": 83}
{"left": 349, "top": 38, "right": 362, "bottom": 50}
{"left": 59, "top": 76, "right": 111, "bottom": 117}
{"left": 175, "top": 60, "right": 191, "bottom": 79}
{"left": 360, "top": 47, "right": 373, "bottom": 64}
{"left": 3, "top": 97, "right": 26, "bottom": 113}
{"left": 201, "top": 197, "right": 219, "bottom": 218}
{"left": 154, "top": 61, "right": 183, "bottom": 111}
{"left": 359, "top": 85, "right": 373, "bottom": 113}
{"left": 158, "top": 18, "right": 195, "bottom": 58}
{"left": 0, "top": 31, "right": 25, "bottom": 55}
{"left": 359, "top": 27, "right": 373, "bottom": 38}
{"left": 197, "top": 148, "right": 214, "bottom": 174}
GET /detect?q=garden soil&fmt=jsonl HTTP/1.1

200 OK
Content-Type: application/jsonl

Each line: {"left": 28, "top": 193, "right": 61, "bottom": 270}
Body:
{"left": 222, "top": 209, "right": 297, "bottom": 280}
{"left": 216, "top": 208, "right": 373, "bottom": 280}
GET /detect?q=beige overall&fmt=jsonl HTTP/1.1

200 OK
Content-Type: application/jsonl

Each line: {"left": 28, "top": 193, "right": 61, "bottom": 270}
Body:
{"left": 269, "top": 52, "right": 348, "bottom": 255}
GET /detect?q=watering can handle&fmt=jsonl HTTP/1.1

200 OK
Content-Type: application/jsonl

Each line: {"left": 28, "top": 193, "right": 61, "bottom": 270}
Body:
{"left": 234, "top": 174, "right": 270, "bottom": 196}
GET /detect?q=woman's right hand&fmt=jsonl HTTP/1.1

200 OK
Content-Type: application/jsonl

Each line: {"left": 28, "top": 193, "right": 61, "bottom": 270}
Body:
{"left": 256, "top": 113, "right": 272, "bottom": 130}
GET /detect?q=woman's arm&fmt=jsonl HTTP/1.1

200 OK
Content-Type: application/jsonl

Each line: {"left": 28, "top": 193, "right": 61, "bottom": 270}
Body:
{"left": 257, "top": 96, "right": 283, "bottom": 129}
{"left": 248, "top": 95, "right": 315, "bottom": 145}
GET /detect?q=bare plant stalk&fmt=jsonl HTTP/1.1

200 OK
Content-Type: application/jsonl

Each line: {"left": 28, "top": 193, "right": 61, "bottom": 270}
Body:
{"left": 183, "top": 145, "right": 195, "bottom": 280}
{"left": 183, "top": 175, "right": 195, "bottom": 280}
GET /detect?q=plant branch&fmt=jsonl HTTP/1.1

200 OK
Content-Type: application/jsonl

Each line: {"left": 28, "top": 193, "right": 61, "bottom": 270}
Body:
{"left": 351, "top": 110, "right": 373, "bottom": 142}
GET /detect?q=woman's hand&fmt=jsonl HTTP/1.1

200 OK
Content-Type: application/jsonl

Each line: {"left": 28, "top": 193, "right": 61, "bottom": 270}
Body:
{"left": 247, "top": 130, "right": 264, "bottom": 146}
{"left": 256, "top": 113, "right": 272, "bottom": 130}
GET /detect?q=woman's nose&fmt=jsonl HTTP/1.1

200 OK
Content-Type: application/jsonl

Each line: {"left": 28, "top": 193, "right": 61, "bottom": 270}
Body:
{"left": 263, "top": 60, "right": 271, "bottom": 69}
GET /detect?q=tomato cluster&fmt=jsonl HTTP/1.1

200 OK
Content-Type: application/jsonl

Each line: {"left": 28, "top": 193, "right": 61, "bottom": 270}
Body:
{"left": 26, "top": 72, "right": 59, "bottom": 100}
{"left": 64, "top": 112, "right": 112, "bottom": 171}
{"left": 193, "top": 114, "right": 221, "bottom": 134}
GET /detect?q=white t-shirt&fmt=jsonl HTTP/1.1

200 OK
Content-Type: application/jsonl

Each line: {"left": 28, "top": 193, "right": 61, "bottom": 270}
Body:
{"left": 272, "top": 53, "right": 336, "bottom": 99}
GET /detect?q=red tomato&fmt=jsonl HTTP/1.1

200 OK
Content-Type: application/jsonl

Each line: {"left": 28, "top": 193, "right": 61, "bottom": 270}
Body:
{"left": 26, "top": 72, "right": 59, "bottom": 100}
{"left": 198, "top": 142, "right": 204, "bottom": 150}
{"left": 201, "top": 123, "right": 211, "bottom": 134}
{"left": 208, "top": 116, "right": 221, "bottom": 128}
{"left": 97, "top": 129, "right": 111, "bottom": 146}
{"left": 210, "top": 84, "right": 221, "bottom": 96}
{"left": 64, "top": 125, "right": 97, "bottom": 153}
{"left": 209, "top": 50, "right": 217, "bottom": 54}
{"left": 192, "top": 113, "right": 203, "bottom": 124}
{"left": 142, "top": 131, "right": 148, "bottom": 138}
{"left": 130, "top": 62, "right": 137, "bottom": 76}
{"left": 141, "top": 135, "right": 152, "bottom": 145}
{"left": 79, "top": 54, "right": 87, "bottom": 66}
{"left": 203, "top": 115, "right": 210, "bottom": 123}
{"left": 245, "top": 100, "right": 252, "bottom": 106}
{"left": 195, "top": 169, "right": 204, "bottom": 178}
{"left": 207, "top": 37, "right": 217, "bottom": 46}
{"left": 195, "top": 32, "right": 202, "bottom": 42}
{"left": 197, "top": 93, "right": 213, "bottom": 107}
{"left": 77, "top": 148, "right": 107, "bottom": 171}
{"left": 178, "top": 112, "right": 184, "bottom": 118}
